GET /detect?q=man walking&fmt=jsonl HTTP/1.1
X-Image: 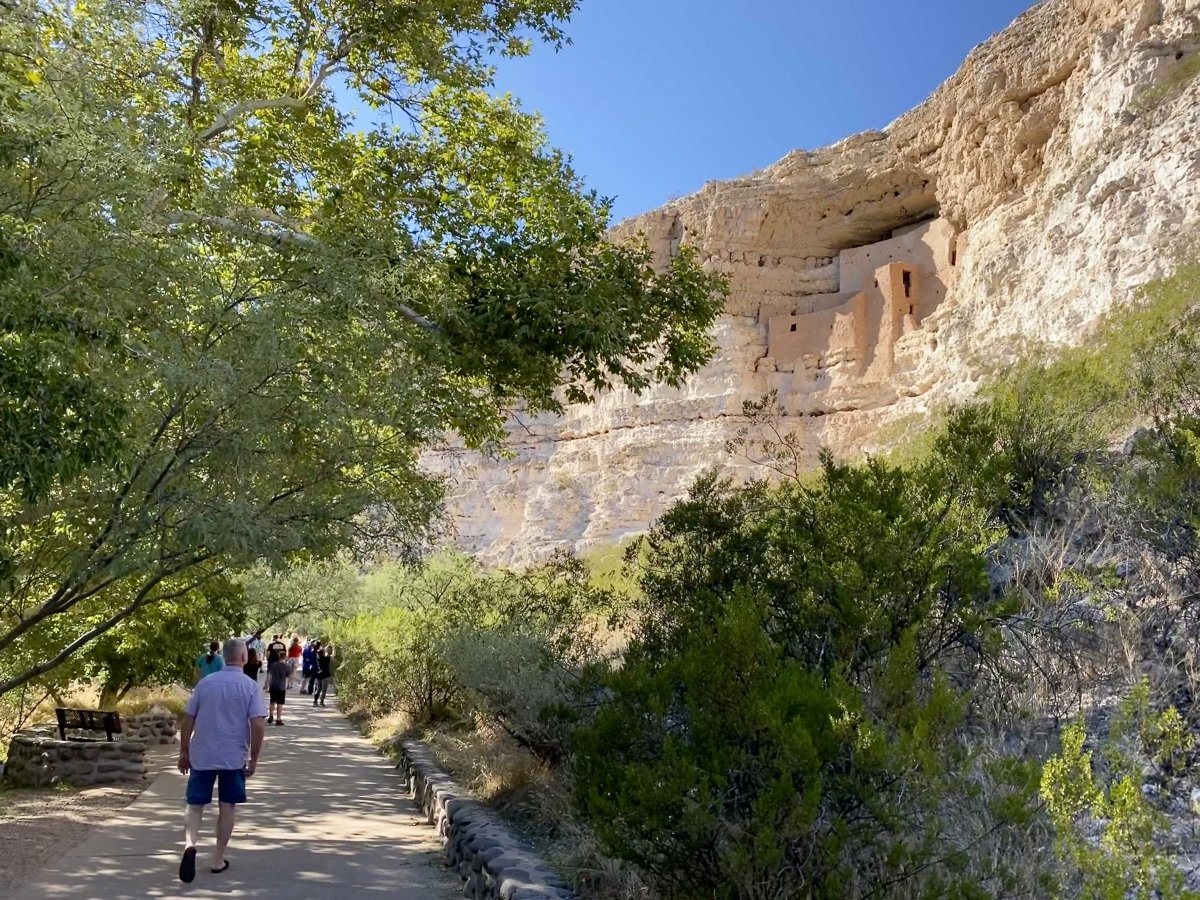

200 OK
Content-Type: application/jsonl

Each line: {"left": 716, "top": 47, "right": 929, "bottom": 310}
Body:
{"left": 177, "top": 638, "right": 267, "bottom": 883}
{"left": 301, "top": 639, "right": 317, "bottom": 694}
{"left": 313, "top": 644, "right": 334, "bottom": 707}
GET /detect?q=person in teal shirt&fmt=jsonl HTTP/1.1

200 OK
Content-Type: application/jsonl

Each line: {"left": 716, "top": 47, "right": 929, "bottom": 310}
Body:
{"left": 194, "top": 641, "right": 225, "bottom": 684}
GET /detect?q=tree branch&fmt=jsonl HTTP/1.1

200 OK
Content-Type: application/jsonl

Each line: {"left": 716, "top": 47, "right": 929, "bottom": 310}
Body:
{"left": 199, "top": 96, "right": 307, "bottom": 142}
{"left": 198, "top": 32, "right": 363, "bottom": 143}
{"left": 0, "top": 561, "right": 223, "bottom": 697}
{"left": 163, "top": 209, "right": 319, "bottom": 248}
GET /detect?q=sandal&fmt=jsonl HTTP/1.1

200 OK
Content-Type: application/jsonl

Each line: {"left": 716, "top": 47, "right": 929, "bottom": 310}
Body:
{"left": 179, "top": 846, "right": 197, "bottom": 883}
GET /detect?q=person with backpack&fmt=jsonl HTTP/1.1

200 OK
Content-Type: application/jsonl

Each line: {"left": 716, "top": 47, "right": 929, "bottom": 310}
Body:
{"left": 193, "top": 641, "right": 225, "bottom": 685}
{"left": 242, "top": 647, "right": 262, "bottom": 684}
{"left": 266, "top": 650, "right": 290, "bottom": 725}
{"left": 312, "top": 646, "right": 334, "bottom": 707}
{"left": 304, "top": 641, "right": 323, "bottom": 694}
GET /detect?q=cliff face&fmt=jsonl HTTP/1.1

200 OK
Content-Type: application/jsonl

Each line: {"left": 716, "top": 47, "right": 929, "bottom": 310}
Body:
{"left": 426, "top": 0, "right": 1200, "bottom": 566}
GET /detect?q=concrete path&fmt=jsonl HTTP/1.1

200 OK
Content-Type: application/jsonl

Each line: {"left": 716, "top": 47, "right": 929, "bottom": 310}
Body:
{"left": 10, "top": 694, "right": 460, "bottom": 899}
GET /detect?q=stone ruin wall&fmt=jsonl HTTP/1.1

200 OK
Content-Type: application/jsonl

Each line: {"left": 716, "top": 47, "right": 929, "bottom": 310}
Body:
{"left": 758, "top": 217, "right": 958, "bottom": 387}
{"left": 423, "top": 0, "right": 1200, "bottom": 566}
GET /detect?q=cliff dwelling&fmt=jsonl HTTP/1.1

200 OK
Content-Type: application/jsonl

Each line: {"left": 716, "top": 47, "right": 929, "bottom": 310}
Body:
{"left": 758, "top": 217, "right": 958, "bottom": 382}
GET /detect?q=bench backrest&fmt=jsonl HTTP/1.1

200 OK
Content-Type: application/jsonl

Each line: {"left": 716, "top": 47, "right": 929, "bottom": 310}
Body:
{"left": 54, "top": 707, "right": 123, "bottom": 741}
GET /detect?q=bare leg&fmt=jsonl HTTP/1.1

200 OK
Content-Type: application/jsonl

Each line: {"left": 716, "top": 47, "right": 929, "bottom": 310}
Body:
{"left": 184, "top": 804, "right": 203, "bottom": 848}
{"left": 212, "top": 801, "right": 236, "bottom": 869}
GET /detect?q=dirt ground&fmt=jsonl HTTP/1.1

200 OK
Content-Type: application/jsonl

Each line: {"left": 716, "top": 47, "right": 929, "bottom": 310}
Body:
{"left": 0, "top": 748, "right": 171, "bottom": 899}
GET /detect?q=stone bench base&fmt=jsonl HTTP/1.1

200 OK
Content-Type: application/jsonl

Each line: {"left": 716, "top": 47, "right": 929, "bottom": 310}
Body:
{"left": 3, "top": 712, "right": 174, "bottom": 787}
{"left": 3, "top": 733, "right": 149, "bottom": 787}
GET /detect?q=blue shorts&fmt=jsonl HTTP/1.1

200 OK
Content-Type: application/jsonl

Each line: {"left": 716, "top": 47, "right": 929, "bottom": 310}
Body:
{"left": 186, "top": 769, "right": 247, "bottom": 806}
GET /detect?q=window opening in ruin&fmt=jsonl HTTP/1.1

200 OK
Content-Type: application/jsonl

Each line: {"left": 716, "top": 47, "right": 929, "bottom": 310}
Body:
{"left": 950, "top": 247, "right": 957, "bottom": 266}
{"left": 902, "top": 270, "right": 912, "bottom": 298}
{"left": 790, "top": 323, "right": 797, "bottom": 333}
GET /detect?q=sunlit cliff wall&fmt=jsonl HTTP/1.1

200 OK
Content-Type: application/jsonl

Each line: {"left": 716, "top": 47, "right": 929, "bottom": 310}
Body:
{"left": 425, "top": 0, "right": 1200, "bottom": 565}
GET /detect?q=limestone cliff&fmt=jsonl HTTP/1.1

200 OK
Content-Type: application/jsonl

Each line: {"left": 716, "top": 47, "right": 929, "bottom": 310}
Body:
{"left": 425, "top": 0, "right": 1200, "bottom": 566}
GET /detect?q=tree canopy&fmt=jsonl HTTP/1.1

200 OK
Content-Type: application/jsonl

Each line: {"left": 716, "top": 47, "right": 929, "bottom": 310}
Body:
{"left": 0, "top": 0, "right": 725, "bottom": 695}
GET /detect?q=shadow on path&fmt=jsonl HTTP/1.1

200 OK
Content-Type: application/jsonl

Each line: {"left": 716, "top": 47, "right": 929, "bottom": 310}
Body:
{"left": 9, "top": 695, "right": 460, "bottom": 899}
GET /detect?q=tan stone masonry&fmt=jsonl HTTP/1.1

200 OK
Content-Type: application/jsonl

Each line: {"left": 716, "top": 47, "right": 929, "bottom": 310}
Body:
{"left": 761, "top": 217, "right": 958, "bottom": 379}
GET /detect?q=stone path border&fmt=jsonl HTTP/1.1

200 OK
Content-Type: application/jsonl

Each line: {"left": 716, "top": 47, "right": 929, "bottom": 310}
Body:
{"left": 400, "top": 739, "right": 576, "bottom": 900}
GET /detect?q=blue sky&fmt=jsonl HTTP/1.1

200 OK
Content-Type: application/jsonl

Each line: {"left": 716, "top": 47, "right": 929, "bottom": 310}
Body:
{"left": 489, "top": 0, "right": 1037, "bottom": 223}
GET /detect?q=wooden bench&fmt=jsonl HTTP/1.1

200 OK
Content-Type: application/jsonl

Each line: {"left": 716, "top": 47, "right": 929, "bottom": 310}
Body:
{"left": 54, "top": 707, "right": 123, "bottom": 742}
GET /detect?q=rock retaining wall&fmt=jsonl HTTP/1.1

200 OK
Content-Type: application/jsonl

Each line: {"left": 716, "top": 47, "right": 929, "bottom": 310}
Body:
{"left": 2, "top": 733, "right": 148, "bottom": 787}
{"left": 399, "top": 739, "right": 575, "bottom": 900}
{"left": 123, "top": 712, "right": 178, "bottom": 744}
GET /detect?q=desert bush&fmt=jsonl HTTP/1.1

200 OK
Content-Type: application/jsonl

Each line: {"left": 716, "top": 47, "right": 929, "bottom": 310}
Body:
{"left": 442, "top": 555, "right": 618, "bottom": 762}
{"left": 1041, "top": 684, "right": 1198, "bottom": 899}
{"left": 332, "top": 553, "right": 617, "bottom": 752}
{"left": 330, "top": 558, "right": 471, "bottom": 720}
{"left": 571, "top": 453, "right": 1040, "bottom": 899}
{"left": 569, "top": 277, "right": 1200, "bottom": 896}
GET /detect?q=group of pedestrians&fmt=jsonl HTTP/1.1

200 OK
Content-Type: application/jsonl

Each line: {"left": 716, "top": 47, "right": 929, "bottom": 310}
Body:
{"left": 179, "top": 633, "right": 336, "bottom": 882}
{"left": 216, "top": 633, "right": 335, "bottom": 726}
{"left": 302, "top": 638, "right": 334, "bottom": 704}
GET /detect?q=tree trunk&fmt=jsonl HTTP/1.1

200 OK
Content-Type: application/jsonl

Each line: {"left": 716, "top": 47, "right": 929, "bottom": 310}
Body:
{"left": 98, "top": 679, "right": 122, "bottom": 710}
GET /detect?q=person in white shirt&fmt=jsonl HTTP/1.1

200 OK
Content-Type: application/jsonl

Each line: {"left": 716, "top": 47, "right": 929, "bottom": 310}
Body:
{"left": 177, "top": 638, "right": 268, "bottom": 882}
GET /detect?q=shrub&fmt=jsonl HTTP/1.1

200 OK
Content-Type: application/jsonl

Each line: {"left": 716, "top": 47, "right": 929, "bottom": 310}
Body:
{"left": 1041, "top": 689, "right": 1198, "bottom": 899}
{"left": 572, "top": 454, "right": 1024, "bottom": 898}
{"left": 329, "top": 559, "right": 472, "bottom": 721}
{"left": 442, "top": 555, "right": 618, "bottom": 762}
{"left": 332, "top": 553, "right": 617, "bottom": 752}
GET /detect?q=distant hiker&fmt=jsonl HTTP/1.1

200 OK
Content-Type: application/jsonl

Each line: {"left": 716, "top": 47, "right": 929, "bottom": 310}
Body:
{"left": 301, "top": 640, "right": 318, "bottom": 694}
{"left": 178, "top": 638, "right": 267, "bottom": 883}
{"left": 313, "top": 645, "right": 334, "bottom": 707}
{"left": 266, "top": 650, "right": 290, "bottom": 725}
{"left": 194, "top": 641, "right": 224, "bottom": 684}
{"left": 305, "top": 641, "right": 323, "bottom": 694}
{"left": 286, "top": 636, "right": 303, "bottom": 689}
{"left": 242, "top": 648, "right": 262, "bottom": 683}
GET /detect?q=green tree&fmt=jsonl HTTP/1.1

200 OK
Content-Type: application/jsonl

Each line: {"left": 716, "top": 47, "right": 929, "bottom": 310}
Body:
{"left": 237, "top": 560, "right": 359, "bottom": 637}
{"left": 84, "top": 575, "right": 248, "bottom": 707}
{"left": 0, "top": 0, "right": 725, "bottom": 695}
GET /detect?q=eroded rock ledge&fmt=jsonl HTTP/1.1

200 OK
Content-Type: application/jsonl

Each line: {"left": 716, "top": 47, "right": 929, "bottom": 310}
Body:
{"left": 424, "top": 0, "right": 1200, "bottom": 566}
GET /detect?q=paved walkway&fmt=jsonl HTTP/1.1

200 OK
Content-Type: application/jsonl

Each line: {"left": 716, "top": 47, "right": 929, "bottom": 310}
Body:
{"left": 10, "top": 694, "right": 460, "bottom": 899}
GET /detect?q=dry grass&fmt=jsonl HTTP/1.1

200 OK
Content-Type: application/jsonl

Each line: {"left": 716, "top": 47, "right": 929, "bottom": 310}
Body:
{"left": 422, "top": 722, "right": 649, "bottom": 899}
{"left": 1, "top": 683, "right": 188, "bottom": 763}
{"left": 422, "top": 722, "right": 547, "bottom": 808}
{"left": 115, "top": 684, "right": 189, "bottom": 717}
{"left": 361, "top": 713, "right": 647, "bottom": 900}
